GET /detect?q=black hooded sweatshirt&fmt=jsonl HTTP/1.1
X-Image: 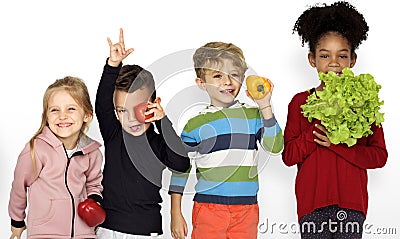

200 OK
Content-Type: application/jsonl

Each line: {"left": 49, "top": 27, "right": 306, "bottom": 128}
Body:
{"left": 95, "top": 61, "right": 190, "bottom": 235}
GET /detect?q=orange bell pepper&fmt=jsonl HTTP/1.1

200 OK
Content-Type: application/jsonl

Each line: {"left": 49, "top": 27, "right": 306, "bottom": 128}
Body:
{"left": 245, "top": 75, "right": 270, "bottom": 99}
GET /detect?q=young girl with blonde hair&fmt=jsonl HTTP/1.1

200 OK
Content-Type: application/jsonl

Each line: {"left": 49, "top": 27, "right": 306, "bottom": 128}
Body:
{"left": 8, "top": 76, "right": 104, "bottom": 239}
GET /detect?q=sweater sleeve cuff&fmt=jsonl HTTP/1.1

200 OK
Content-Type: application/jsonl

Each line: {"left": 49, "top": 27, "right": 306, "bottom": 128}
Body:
{"left": 168, "top": 185, "right": 185, "bottom": 195}
{"left": 11, "top": 218, "right": 25, "bottom": 228}
{"left": 262, "top": 115, "right": 277, "bottom": 127}
{"left": 88, "top": 194, "right": 103, "bottom": 204}
{"left": 105, "top": 57, "right": 122, "bottom": 70}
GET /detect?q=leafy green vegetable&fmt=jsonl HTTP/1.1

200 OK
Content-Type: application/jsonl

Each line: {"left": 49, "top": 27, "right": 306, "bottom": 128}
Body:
{"left": 301, "top": 68, "right": 384, "bottom": 147}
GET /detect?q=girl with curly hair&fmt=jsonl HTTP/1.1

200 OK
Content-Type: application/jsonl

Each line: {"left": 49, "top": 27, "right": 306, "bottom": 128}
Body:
{"left": 282, "top": 2, "right": 388, "bottom": 238}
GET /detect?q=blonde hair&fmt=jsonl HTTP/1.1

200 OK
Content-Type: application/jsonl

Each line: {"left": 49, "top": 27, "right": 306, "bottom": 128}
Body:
{"left": 193, "top": 42, "right": 248, "bottom": 80}
{"left": 29, "top": 76, "right": 93, "bottom": 179}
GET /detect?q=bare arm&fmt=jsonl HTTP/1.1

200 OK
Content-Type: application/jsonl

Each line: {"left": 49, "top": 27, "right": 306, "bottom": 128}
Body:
{"left": 170, "top": 193, "right": 188, "bottom": 239}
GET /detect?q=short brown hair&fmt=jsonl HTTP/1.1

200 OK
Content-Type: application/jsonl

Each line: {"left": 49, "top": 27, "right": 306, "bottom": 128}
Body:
{"left": 115, "top": 64, "right": 156, "bottom": 101}
{"left": 193, "top": 42, "right": 247, "bottom": 80}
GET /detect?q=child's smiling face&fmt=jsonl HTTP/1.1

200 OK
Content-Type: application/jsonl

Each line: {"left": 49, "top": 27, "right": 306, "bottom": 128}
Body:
{"left": 196, "top": 58, "right": 243, "bottom": 108}
{"left": 309, "top": 31, "right": 357, "bottom": 76}
{"left": 46, "top": 89, "right": 90, "bottom": 149}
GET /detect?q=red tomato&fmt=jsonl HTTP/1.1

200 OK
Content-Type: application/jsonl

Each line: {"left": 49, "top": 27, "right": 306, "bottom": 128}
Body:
{"left": 134, "top": 102, "right": 154, "bottom": 123}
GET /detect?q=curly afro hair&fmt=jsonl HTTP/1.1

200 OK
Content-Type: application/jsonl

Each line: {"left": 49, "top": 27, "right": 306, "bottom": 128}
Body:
{"left": 293, "top": 1, "right": 369, "bottom": 54}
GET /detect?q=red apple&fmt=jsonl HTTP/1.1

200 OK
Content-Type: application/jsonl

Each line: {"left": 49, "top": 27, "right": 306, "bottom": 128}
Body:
{"left": 77, "top": 198, "right": 106, "bottom": 227}
{"left": 134, "top": 102, "right": 154, "bottom": 123}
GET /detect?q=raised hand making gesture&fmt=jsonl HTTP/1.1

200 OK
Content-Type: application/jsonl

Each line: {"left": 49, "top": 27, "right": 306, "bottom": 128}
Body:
{"left": 107, "top": 28, "right": 134, "bottom": 67}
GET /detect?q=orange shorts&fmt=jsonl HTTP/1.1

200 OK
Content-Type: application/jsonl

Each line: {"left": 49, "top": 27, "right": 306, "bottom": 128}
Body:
{"left": 191, "top": 202, "right": 259, "bottom": 239}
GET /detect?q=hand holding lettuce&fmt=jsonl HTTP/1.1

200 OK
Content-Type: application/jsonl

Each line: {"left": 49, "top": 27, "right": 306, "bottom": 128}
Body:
{"left": 301, "top": 68, "right": 384, "bottom": 147}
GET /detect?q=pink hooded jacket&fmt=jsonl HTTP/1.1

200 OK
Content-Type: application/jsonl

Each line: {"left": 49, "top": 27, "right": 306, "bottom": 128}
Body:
{"left": 8, "top": 126, "right": 103, "bottom": 238}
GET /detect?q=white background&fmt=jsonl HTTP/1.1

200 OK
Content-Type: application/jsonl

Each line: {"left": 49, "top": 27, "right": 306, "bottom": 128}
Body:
{"left": 1, "top": 0, "right": 399, "bottom": 238}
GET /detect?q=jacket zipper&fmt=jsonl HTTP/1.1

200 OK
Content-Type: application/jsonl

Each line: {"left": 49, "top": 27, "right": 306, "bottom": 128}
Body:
{"left": 63, "top": 146, "right": 75, "bottom": 238}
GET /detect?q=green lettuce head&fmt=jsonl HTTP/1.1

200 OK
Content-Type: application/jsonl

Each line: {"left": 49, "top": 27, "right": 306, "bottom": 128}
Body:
{"left": 301, "top": 68, "right": 384, "bottom": 147}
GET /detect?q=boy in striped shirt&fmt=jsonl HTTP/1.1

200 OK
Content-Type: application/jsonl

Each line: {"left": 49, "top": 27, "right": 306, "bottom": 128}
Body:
{"left": 169, "top": 42, "right": 283, "bottom": 239}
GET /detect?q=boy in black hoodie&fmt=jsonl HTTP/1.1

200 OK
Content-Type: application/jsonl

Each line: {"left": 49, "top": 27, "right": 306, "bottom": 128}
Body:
{"left": 95, "top": 28, "right": 190, "bottom": 238}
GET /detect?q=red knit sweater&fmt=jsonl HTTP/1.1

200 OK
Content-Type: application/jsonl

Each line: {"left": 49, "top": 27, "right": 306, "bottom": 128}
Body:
{"left": 282, "top": 90, "right": 388, "bottom": 221}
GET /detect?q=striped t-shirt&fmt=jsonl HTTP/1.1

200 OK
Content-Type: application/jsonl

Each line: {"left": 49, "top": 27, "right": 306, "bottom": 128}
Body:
{"left": 169, "top": 101, "right": 284, "bottom": 205}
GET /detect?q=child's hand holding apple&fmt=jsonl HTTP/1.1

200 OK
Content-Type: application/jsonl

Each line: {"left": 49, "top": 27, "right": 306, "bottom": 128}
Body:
{"left": 134, "top": 97, "right": 164, "bottom": 123}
